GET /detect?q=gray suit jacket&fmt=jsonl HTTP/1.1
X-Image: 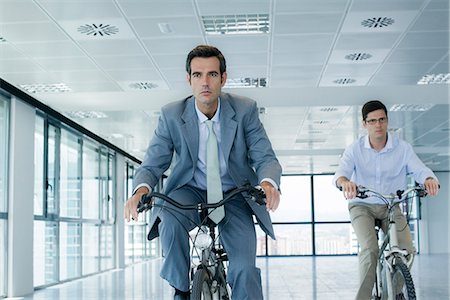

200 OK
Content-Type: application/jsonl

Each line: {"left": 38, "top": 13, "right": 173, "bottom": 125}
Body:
{"left": 133, "top": 92, "right": 282, "bottom": 240}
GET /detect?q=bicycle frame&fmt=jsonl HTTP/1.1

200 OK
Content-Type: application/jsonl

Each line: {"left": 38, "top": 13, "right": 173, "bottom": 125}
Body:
{"left": 357, "top": 186, "right": 425, "bottom": 300}
{"left": 137, "top": 184, "right": 265, "bottom": 299}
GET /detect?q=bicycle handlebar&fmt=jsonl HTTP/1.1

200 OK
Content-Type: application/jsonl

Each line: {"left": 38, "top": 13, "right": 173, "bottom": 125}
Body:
{"left": 137, "top": 183, "right": 266, "bottom": 213}
{"left": 356, "top": 185, "right": 428, "bottom": 201}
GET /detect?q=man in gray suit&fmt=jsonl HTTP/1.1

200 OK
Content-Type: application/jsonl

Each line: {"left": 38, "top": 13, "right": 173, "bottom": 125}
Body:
{"left": 124, "top": 45, "right": 282, "bottom": 300}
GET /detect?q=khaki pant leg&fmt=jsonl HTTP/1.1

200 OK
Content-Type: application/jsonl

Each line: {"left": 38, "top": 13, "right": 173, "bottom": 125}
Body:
{"left": 349, "top": 204, "right": 379, "bottom": 300}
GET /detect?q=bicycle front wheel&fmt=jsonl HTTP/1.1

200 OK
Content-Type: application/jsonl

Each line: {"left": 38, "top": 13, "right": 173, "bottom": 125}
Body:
{"left": 390, "top": 260, "right": 416, "bottom": 300}
{"left": 191, "top": 268, "right": 213, "bottom": 300}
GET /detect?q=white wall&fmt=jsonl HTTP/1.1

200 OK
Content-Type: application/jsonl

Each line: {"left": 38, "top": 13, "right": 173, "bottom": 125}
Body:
{"left": 419, "top": 171, "right": 449, "bottom": 254}
{"left": 8, "top": 97, "right": 35, "bottom": 297}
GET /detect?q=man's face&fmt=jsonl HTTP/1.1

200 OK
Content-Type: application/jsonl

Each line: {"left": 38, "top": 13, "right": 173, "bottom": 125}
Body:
{"left": 363, "top": 109, "right": 388, "bottom": 140}
{"left": 187, "top": 57, "right": 226, "bottom": 109}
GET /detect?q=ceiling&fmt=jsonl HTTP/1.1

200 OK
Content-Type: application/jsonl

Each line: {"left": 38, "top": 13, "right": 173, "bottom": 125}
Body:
{"left": 1, "top": 0, "right": 449, "bottom": 174}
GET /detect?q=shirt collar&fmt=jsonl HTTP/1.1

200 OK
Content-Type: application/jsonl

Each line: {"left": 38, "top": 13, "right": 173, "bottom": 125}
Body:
{"left": 364, "top": 131, "right": 393, "bottom": 152}
{"left": 195, "top": 98, "right": 221, "bottom": 123}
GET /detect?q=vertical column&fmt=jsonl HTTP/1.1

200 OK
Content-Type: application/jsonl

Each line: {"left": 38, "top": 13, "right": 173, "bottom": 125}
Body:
{"left": 8, "top": 98, "right": 35, "bottom": 296}
{"left": 115, "top": 154, "right": 125, "bottom": 269}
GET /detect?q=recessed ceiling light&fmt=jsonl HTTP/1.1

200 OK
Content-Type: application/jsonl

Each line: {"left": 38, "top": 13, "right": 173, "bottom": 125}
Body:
{"left": 77, "top": 23, "right": 119, "bottom": 36}
{"left": 65, "top": 111, "right": 108, "bottom": 119}
{"left": 224, "top": 77, "right": 266, "bottom": 88}
{"left": 345, "top": 53, "right": 372, "bottom": 61}
{"left": 333, "top": 78, "right": 356, "bottom": 85}
{"left": 417, "top": 73, "right": 450, "bottom": 85}
{"left": 389, "top": 104, "right": 434, "bottom": 112}
{"left": 202, "top": 14, "right": 270, "bottom": 35}
{"left": 361, "top": 17, "right": 395, "bottom": 28}
{"left": 319, "top": 107, "right": 338, "bottom": 112}
{"left": 20, "top": 83, "right": 71, "bottom": 93}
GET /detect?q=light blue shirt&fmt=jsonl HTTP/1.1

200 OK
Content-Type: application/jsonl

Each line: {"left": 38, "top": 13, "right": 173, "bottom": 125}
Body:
{"left": 189, "top": 99, "right": 236, "bottom": 191}
{"left": 333, "top": 132, "right": 437, "bottom": 204}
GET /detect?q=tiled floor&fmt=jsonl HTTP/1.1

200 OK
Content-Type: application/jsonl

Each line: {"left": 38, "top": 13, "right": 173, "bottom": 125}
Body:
{"left": 10, "top": 254, "right": 449, "bottom": 300}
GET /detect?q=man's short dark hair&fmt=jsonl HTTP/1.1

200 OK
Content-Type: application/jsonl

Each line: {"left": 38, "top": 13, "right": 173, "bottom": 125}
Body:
{"left": 186, "top": 45, "right": 226, "bottom": 75}
{"left": 362, "top": 100, "right": 388, "bottom": 121}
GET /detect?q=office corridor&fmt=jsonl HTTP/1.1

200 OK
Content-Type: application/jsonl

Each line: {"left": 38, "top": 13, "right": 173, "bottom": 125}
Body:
{"left": 10, "top": 254, "right": 449, "bottom": 300}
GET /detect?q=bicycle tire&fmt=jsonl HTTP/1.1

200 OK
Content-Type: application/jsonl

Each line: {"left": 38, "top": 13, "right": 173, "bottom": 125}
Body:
{"left": 191, "top": 268, "right": 213, "bottom": 300}
{"left": 390, "top": 260, "right": 416, "bottom": 300}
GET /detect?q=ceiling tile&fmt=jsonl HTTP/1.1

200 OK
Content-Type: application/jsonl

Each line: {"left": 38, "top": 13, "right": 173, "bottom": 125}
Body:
{"left": 274, "top": 13, "right": 342, "bottom": 34}
{"left": 142, "top": 37, "right": 205, "bottom": 55}
{"left": 38, "top": 1, "right": 122, "bottom": 20}
{"left": 79, "top": 39, "right": 146, "bottom": 56}
{"left": 2, "top": 22, "right": 70, "bottom": 42}
{"left": 131, "top": 16, "right": 202, "bottom": 38}
{"left": 14, "top": 41, "right": 85, "bottom": 58}
{"left": 94, "top": 55, "right": 156, "bottom": 70}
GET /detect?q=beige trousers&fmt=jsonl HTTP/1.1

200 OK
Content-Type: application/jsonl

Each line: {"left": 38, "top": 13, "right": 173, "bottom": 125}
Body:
{"left": 349, "top": 203, "right": 415, "bottom": 300}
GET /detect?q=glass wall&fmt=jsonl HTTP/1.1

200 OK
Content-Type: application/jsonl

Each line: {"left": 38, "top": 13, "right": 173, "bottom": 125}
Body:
{"left": 124, "top": 161, "right": 161, "bottom": 265}
{"left": 33, "top": 114, "right": 117, "bottom": 288}
{"left": 257, "top": 174, "right": 356, "bottom": 256}
{"left": 0, "top": 95, "right": 9, "bottom": 297}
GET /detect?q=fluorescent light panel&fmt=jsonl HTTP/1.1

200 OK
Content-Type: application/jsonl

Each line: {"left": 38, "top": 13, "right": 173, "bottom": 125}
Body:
{"left": 225, "top": 78, "right": 266, "bottom": 88}
{"left": 417, "top": 73, "right": 450, "bottom": 85}
{"left": 20, "top": 83, "right": 71, "bottom": 93}
{"left": 389, "top": 104, "right": 434, "bottom": 112}
{"left": 65, "top": 111, "right": 108, "bottom": 119}
{"left": 202, "top": 14, "right": 270, "bottom": 35}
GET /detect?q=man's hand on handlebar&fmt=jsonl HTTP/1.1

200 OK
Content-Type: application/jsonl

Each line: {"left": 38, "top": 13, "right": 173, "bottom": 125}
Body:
{"left": 260, "top": 181, "right": 280, "bottom": 212}
{"left": 124, "top": 186, "right": 149, "bottom": 222}
{"left": 424, "top": 177, "right": 440, "bottom": 196}
{"left": 338, "top": 178, "right": 358, "bottom": 200}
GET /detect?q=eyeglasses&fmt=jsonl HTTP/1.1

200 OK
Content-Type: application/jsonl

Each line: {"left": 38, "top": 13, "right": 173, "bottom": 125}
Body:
{"left": 365, "top": 117, "right": 387, "bottom": 125}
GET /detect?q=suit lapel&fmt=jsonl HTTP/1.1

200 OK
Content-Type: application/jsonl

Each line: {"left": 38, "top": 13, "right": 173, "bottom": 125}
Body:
{"left": 181, "top": 97, "right": 199, "bottom": 164}
{"left": 219, "top": 94, "right": 237, "bottom": 163}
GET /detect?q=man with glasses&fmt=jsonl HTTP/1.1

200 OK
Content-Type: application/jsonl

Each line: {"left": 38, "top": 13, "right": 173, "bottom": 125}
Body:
{"left": 333, "top": 100, "right": 440, "bottom": 300}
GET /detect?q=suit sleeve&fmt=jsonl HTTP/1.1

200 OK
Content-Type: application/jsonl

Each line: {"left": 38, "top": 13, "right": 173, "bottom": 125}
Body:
{"left": 244, "top": 101, "right": 282, "bottom": 187}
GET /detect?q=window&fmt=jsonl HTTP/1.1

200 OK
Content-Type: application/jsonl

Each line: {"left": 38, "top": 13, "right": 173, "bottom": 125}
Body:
{"left": 34, "top": 114, "right": 118, "bottom": 287}
{"left": 0, "top": 95, "right": 8, "bottom": 297}
{"left": 257, "top": 174, "right": 355, "bottom": 256}
{"left": 313, "top": 175, "right": 355, "bottom": 255}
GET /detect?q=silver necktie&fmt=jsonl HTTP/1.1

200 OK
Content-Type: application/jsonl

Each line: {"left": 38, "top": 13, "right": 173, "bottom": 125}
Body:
{"left": 205, "top": 120, "right": 224, "bottom": 223}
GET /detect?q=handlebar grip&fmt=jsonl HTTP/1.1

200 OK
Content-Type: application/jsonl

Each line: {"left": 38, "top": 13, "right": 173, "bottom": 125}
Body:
{"left": 250, "top": 187, "right": 266, "bottom": 206}
{"left": 137, "top": 193, "right": 153, "bottom": 213}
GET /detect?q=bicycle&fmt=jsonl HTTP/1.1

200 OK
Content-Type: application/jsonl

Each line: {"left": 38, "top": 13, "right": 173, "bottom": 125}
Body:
{"left": 355, "top": 185, "right": 428, "bottom": 300}
{"left": 136, "top": 183, "right": 266, "bottom": 300}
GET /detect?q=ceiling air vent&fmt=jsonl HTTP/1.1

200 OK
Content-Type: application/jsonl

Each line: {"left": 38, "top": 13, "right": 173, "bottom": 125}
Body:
{"left": 361, "top": 17, "right": 395, "bottom": 28}
{"left": 0, "top": 37, "right": 6, "bottom": 42}
{"left": 345, "top": 53, "right": 372, "bottom": 61}
{"left": 129, "top": 82, "right": 159, "bottom": 90}
{"left": 77, "top": 23, "right": 119, "bottom": 36}
{"left": 333, "top": 78, "right": 355, "bottom": 85}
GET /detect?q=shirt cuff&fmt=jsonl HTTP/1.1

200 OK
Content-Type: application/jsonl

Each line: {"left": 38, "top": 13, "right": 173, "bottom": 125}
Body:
{"left": 260, "top": 178, "right": 279, "bottom": 191}
{"left": 133, "top": 183, "right": 152, "bottom": 195}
